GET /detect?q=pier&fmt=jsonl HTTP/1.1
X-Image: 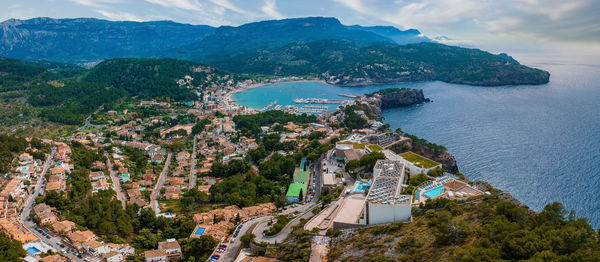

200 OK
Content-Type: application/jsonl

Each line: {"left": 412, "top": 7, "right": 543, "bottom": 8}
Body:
{"left": 260, "top": 100, "right": 278, "bottom": 111}
{"left": 338, "top": 94, "right": 360, "bottom": 98}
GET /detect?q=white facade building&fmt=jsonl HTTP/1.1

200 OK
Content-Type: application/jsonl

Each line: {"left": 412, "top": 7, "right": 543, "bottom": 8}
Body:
{"left": 359, "top": 160, "right": 412, "bottom": 225}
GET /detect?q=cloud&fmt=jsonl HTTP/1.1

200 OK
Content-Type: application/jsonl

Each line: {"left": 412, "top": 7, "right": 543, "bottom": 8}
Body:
{"left": 96, "top": 10, "right": 145, "bottom": 21}
{"left": 261, "top": 0, "right": 283, "bottom": 19}
{"left": 71, "top": 0, "right": 122, "bottom": 8}
{"left": 333, "top": 0, "right": 366, "bottom": 13}
{"left": 144, "top": 0, "right": 204, "bottom": 12}
{"left": 333, "top": 0, "right": 600, "bottom": 42}
{"left": 209, "top": 0, "right": 254, "bottom": 16}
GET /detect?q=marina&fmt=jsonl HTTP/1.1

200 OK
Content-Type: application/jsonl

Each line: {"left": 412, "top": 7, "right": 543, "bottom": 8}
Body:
{"left": 293, "top": 98, "right": 352, "bottom": 105}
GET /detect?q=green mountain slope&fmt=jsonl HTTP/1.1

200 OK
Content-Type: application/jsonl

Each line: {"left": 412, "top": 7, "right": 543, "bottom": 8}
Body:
{"left": 212, "top": 40, "right": 550, "bottom": 86}
{"left": 169, "top": 17, "right": 394, "bottom": 62}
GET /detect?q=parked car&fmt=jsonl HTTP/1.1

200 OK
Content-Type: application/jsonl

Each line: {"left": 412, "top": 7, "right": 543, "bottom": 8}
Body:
{"left": 46, "top": 235, "right": 51, "bottom": 239}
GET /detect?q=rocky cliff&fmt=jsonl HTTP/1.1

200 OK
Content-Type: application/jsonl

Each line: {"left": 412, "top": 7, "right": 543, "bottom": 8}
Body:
{"left": 373, "top": 88, "right": 430, "bottom": 109}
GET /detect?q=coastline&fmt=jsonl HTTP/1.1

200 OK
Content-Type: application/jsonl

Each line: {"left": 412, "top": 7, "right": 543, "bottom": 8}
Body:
{"left": 226, "top": 79, "right": 328, "bottom": 109}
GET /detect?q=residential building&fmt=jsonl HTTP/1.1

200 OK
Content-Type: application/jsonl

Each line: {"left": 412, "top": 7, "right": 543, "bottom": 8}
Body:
{"left": 144, "top": 249, "right": 167, "bottom": 262}
{"left": 105, "top": 251, "right": 123, "bottom": 262}
{"left": 158, "top": 239, "right": 182, "bottom": 261}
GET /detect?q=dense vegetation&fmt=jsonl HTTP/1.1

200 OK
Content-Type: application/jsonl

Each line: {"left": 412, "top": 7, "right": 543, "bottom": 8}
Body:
{"left": 215, "top": 40, "right": 550, "bottom": 87}
{"left": 0, "top": 231, "right": 26, "bottom": 261}
{"left": 0, "top": 134, "right": 28, "bottom": 172}
{"left": 83, "top": 58, "right": 200, "bottom": 101}
{"left": 28, "top": 81, "right": 124, "bottom": 124}
{"left": 0, "top": 57, "right": 46, "bottom": 90}
{"left": 209, "top": 171, "right": 286, "bottom": 208}
{"left": 233, "top": 110, "right": 317, "bottom": 136}
{"left": 329, "top": 193, "right": 600, "bottom": 261}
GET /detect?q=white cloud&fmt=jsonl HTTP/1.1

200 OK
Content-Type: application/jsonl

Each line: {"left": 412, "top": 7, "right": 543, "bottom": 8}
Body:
{"left": 261, "top": 0, "right": 283, "bottom": 19}
{"left": 209, "top": 0, "right": 254, "bottom": 16}
{"left": 333, "top": 0, "right": 600, "bottom": 42}
{"left": 96, "top": 10, "right": 145, "bottom": 21}
{"left": 144, "top": 0, "right": 204, "bottom": 12}
{"left": 333, "top": 0, "right": 366, "bottom": 13}
{"left": 71, "top": 0, "right": 122, "bottom": 8}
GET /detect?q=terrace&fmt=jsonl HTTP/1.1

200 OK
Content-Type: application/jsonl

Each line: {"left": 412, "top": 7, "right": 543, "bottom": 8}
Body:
{"left": 400, "top": 152, "right": 440, "bottom": 169}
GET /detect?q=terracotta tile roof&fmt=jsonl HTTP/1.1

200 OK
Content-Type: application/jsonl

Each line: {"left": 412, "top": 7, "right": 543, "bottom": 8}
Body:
{"left": 145, "top": 249, "right": 166, "bottom": 258}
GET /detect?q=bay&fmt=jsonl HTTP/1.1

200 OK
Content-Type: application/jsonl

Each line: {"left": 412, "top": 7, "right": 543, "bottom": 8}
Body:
{"left": 233, "top": 58, "right": 600, "bottom": 227}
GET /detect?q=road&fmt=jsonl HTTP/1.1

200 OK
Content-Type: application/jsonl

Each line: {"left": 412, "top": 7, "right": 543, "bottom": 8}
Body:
{"left": 18, "top": 150, "right": 87, "bottom": 261}
{"left": 151, "top": 152, "right": 172, "bottom": 215}
{"left": 218, "top": 216, "right": 269, "bottom": 261}
{"left": 189, "top": 136, "right": 197, "bottom": 189}
{"left": 20, "top": 149, "right": 54, "bottom": 222}
{"left": 105, "top": 152, "right": 126, "bottom": 209}
{"left": 312, "top": 156, "right": 324, "bottom": 204}
{"left": 253, "top": 204, "right": 316, "bottom": 244}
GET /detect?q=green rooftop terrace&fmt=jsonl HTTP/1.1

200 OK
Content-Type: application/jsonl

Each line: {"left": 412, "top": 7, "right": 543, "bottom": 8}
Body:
{"left": 400, "top": 152, "right": 440, "bottom": 169}
{"left": 286, "top": 183, "right": 306, "bottom": 197}
{"left": 294, "top": 170, "right": 310, "bottom": 183}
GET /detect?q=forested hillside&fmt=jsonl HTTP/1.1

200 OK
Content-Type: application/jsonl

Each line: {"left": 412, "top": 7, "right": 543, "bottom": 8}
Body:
{"left": 213, "top": 40, "right": 550, "bottom": 86}
{"left": 0, "top": 57, "right": 243, "bottom": 125}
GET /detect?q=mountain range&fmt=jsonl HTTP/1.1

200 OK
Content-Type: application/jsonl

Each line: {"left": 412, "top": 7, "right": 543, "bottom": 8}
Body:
{"left": 0, "top": 16, "right": 548, "bottom": 87}
{"left": 0, "top": 17, "right": 427, "bottom": 64}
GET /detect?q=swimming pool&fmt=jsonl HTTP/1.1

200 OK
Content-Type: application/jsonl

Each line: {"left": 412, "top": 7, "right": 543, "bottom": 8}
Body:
{"left": 423, "top": 185, "right": 444, "bottom": 199}
{"left": 352, "top": 181, "right": 371, "bottom": 193}
{"left": 26, "top": 247, "right": 40, "bottom": 255}
{"left": 300, "top": 158, "right": 308, "bottom": 171}
{"left": 194, "top": 227, "right": 206, "bottom": 236}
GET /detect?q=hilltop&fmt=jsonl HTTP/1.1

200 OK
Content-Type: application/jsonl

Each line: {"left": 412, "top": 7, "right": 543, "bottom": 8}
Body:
{"left": 213, "top": 40, "right": 550, "bottom": 86}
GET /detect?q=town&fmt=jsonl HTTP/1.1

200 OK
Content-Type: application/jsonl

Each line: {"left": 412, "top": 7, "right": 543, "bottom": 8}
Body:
{"left": 0, "top": 74, "right": 489, "bottom": 262}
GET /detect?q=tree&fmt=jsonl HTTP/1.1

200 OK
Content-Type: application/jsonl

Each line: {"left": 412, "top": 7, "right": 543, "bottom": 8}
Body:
{"left": 0, "top": 232, "right": 26, "bottom": 261}
{"left": 133, "top": 228, "right": 158, "bottom": 250}
{"left": 192, "top": 118, "right": 211, "bottom": 135}
{"left": 298, "top": 188, "right": 304, "bottom": 203}
{"left": 180, "top": 236, "right": 218, "bottom": 261}
{"left": 345, "top": 159, "right": 361, "bottom": 173}
{"left": 240, "top": 233, "right": 256, "bottom": 248}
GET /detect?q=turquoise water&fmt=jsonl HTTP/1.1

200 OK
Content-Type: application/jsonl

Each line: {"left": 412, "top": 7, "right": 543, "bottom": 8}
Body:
{"left": 194, "top": 227, "right": 206, "bottom": 236}
{"left": 300, "top": 157, "right": 308, "bottom": 171}
{"left": 423, "top": 185, "right": 444, "bottom": 199}
{"left": 233, "top": 54, "right": 600, "bottom": 227}
{"left": 352, "top": 181, "right": 372, "bottom": 193}
{"left": 233, "top": 81, "right": 390, "bottom": 111}
{"left": 26, "top": 247, "right": 40, "bottom": 255}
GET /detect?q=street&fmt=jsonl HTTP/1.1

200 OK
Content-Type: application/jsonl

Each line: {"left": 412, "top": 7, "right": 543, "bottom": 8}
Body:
{"left": 189, "top": 136, "right": 198, "bottom": 189}
{"left": 18, "top": 150, "right": 87, "bottom": 261}
{"left": 105, "top": 152, "right": 127, "bottom": 209}
{"left": 151, "top": 152, "right": 172, "bottom": 214}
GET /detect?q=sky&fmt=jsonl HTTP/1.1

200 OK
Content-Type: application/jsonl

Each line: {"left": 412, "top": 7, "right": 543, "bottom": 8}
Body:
{"left": 2, "top": 0, "right": 599, "bottom": 57}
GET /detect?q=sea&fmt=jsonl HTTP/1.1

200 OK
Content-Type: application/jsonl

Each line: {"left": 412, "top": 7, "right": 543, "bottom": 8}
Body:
{"left": 232, "top": 52, "right": 600, "bottom": 227}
